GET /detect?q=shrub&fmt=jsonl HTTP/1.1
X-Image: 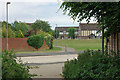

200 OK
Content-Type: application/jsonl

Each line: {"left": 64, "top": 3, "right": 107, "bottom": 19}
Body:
{"left": 2, "top": 50, "right": 34, "bottom": 80}
{"left": 37, "top": 30, "right": 47, "bottom": 36}
{"left": 27, "top": 34, "right": 44, "bottom": 50}
{"left": 18, "top": 30, "right": 24, "bottom": 38}
{"left": 62, "top": 50, "right": 120, "bottom": 80}
{"left": 44, "top": 34, "right": 53, "bottom": 49}
{"left": 37, "top": 30, "right": 53, "bottom": 49}
{"left": 68, "top": 28, "right": 76, "bottom": 39}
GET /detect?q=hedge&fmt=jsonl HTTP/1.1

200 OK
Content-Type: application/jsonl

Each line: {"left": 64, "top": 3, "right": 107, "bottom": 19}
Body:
{"left": 27, "top": 30, "right": 53, "bottom": 50}
{"left": 62, "top": 50, "right": 120, "bottom": 80}
{"left": 27, "top": 34, "right": 44, "bottom": 50}
{"left": 2, "top": 50, "right": 35, "bottom": 80}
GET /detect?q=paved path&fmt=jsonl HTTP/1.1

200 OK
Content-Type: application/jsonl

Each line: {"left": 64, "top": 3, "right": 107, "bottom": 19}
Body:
{"left": 55, "top": 46, "right": 75, "bottom": 52}
{"left": 16, "top": 46, "right": 82, "bottom": 78}
{"left": 18, "top": 54, "right": 78, "bottom": 78}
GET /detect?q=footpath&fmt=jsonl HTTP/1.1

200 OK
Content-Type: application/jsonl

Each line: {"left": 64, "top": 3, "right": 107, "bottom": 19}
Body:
{"left": 16, "top": 46, "right": 83, "bottom": 78}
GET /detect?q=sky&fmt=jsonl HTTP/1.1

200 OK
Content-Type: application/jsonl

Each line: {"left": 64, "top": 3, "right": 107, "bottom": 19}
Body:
{"left": 1, "top": 0, "right": 96, "bottom": 30}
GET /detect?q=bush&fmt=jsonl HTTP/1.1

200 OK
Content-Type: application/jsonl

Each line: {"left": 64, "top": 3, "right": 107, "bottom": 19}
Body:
{"left": 44, "top": 34, "right": 53, "bottom": 49}
{"left": 27, "top": 34, "right": 44, "bottom": 50}
{"left": 62, "top": 50, "right": 120, "bottom": 80}
{"left": 2, "top": 50, "right": 34, "bottom": 80}
{"left": 37, "top": 30, "right": 53, "bottom": 49}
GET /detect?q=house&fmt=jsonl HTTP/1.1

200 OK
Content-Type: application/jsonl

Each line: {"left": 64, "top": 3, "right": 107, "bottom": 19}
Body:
{"left": 55, "top": 23, "right": 101, "bottom": 39}
{"left": 26, "top": 23, "right": 32, "bottom": 26}
{"left": 106, "top": 33, "right": 120, "bottom": 54}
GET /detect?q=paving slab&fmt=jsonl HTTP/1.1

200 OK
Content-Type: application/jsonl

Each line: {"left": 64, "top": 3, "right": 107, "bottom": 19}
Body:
{"left": 18, "top": 54, "right": 78, "bottom": 78}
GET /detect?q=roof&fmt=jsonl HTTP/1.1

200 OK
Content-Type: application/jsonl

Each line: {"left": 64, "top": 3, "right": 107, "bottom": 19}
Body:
{"left": 26, "top": 23, "right": 32, "bottom": 26}
{"left": 55, "top": 23, "right": 100, "bottom": 32}
{"left": 80, "top": 23, "right": 100, "bottom": 30}
{"left": 55, "top": 27, "right": 79, "bottom": 32}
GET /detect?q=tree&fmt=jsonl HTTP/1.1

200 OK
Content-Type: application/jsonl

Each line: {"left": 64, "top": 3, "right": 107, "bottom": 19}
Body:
{"left": 11, "top": 21, "right": 29, "bottom": 37}
{"left": 60, "top": 2, "right": 120, "bottom": 37}
{"left": 53, "top": 30, "right": 59, "bottom": 39}
{"left": 68, "top": 28, "right": 76, "bottom": 39}
{"left": 2, "top": 24, "right": 15, "bottom": 38}
{"left": 37, "top": 30, "right": 47, "bottom": 36}
{"left": 31, "top": 20, "right": 51, "bottom": 33}
{"left": 18, "top": 30, "right": 24, "bottom": 38}
{"left": 60, "top": 2, "right": 120, "bottom": 53}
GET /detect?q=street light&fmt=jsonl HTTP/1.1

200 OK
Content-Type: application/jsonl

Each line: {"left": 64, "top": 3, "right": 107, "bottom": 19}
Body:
{"left": 6, "top": 2, "right": 11, "bottom": 52}
{"left": 55, "top": 24, "right": 57, "bottom": 46}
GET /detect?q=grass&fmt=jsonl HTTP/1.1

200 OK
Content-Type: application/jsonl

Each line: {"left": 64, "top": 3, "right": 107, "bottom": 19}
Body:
{"left": 15, "top": 47, "right": 62, "bottom": 54}
{"left": 54, "top": 39, "right": 105, "bottom": 51}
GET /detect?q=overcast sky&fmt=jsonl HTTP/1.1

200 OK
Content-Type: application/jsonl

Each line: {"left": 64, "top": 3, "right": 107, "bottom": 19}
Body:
{"left": 1, "top": 0, "right": 96, "bottom": 30}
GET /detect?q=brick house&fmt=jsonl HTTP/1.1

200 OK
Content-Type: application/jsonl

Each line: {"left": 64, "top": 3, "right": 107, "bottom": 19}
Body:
{"left": 26, "top": 23, "right": 32, "bottom": 26}
{"left": 55, "top": 23, "right": 101, "bottom": 39}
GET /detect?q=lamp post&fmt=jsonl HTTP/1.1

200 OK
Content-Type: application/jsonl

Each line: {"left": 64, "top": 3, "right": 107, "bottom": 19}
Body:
{"left": 6, "top": 2, "right": 11, "bottom": 52}
{"left": 55, "top": 24, "right": 57, "bottom": 46}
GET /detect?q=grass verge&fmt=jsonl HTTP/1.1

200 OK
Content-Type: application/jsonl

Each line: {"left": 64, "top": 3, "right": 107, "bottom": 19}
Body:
{"left": 54, "top": 39, "right": 105, "bottom": 51}
{"left": 15, "top": 47, "right": 62, "bottom": 54}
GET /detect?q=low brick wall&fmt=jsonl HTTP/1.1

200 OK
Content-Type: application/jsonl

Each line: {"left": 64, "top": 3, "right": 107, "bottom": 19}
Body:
{"left": 1, "top": 38, "right": 49, "bottom": 51}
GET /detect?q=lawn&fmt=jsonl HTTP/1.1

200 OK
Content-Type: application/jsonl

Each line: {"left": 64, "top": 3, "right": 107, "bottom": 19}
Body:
{"left": 15, "top": 47, "right": 62, "bottom": 54}
{"left": 54, "top": 39, "right": 105, "bottom": 51}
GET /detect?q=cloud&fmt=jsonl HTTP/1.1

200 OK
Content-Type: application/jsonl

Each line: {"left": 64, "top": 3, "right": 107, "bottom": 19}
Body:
{"left": 1, "top": 2, "right": 96, "bottom": 30}
{"left": 3, "top": 0, "right": 61, "bottom": 2}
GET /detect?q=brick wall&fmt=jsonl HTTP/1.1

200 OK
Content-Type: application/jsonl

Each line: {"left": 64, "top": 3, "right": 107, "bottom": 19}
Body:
{"left": 1, "top": 38, "right": 49, "bottom": 51}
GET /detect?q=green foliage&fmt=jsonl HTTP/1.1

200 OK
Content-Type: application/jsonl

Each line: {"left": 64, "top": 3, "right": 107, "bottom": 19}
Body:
{"left": 62, "top": 50, "right": 120, "bottom": 80}
{"left": 2, "top": 24, "right": 16, "bottom": 38}
{"left": 53, "top": 30, "right": 59, "bottom": 39}
{"left": 37, "top": 30, "right": 47, "bottom": 36}
{"left": 68, "top": 28, "right": 76, "bottom": 39}
{"left": 2, "top": 50, "right": 34, "bottom": 80}
{"left": 60, "top": 2, "right": 120, "bottom": 37}
{"left": 27, "top": 34, "right": 44, "bottom": 49}
{"left": 18, "top": 30, "right": 24, "bottom": 38}
{"left": 37, "top": 30, "right": 53, "bottom": 49}
{"left": 44, "top": 34, "right": 53, "bottom": 49}
{"left": 31, "top": 20, "right": 51, "bottom": 32}
{"left": 11, "top": 21, "right": 29, "bottom": 37}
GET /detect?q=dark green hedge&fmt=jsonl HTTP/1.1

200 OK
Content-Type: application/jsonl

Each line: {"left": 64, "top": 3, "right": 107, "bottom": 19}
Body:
{"left": 62, "top": 50, "right": 120, "bottom": 80}
{"left": 27, "top": 34, "right": 44, "bottom": 49}
{"left": 2, "top": 50, "right": 34, "bottom": 80}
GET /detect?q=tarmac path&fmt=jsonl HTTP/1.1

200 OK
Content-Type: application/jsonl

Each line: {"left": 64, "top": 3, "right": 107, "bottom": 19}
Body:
{"left": 16, "top": 46, "right": 83, "bottom": 78}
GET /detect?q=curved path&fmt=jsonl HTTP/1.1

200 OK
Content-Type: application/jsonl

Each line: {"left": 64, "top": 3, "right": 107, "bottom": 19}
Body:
{"left": 54, "top": 46, "right": 75, "bottom": 52}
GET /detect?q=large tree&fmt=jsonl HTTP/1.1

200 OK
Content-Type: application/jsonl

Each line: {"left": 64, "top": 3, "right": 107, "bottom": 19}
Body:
{"left": 60, "top": 2, "right": 120, "bottom": 37}
{"left": 11, "top": 21, "right": 29, "bottom": 37}
{"left": 31, "top": 20, "right": 51, "bottom": 33}
{"left": 68, "top": 28, "right": 76, "bottom": 39}
{"left": 60, "top": 2, "right": 120, "bottom": 53}
{"left": 53, "top": 30, "right": 59, "bottom": 39}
